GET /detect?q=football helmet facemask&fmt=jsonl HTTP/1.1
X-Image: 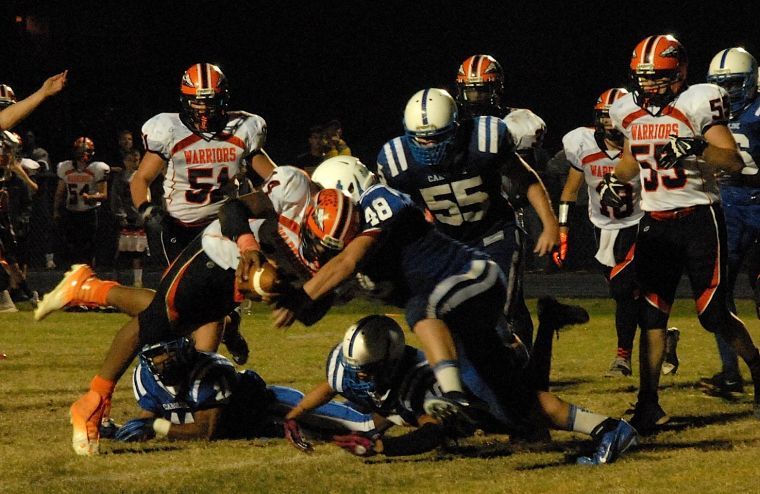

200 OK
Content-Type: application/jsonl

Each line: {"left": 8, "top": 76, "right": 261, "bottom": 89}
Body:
{"left": 310, "top": 156, "right": 377, "bottom": 204}
{"left": 594, "top": 88, "right": 629, "bottom": 147}
{"left": 403, "top": 88, "right": 459, "bottom": 167}
{"left": 301, "top": 188, "right": 360, "bottom": 268}
{"left": 340, "top": 315, "right": 406, "bottom": 403}
{"left": 139, "top": 337, "right": 197, "bottom": 387}
{"left": 72, "top": 137, "right": 95, "bottom": 164}
{"left": 180, "top": 63, "right": 230, "bottom": 133}
{"left": 630, "top": 35, "right": 688, "bottom": 109}
{"left": 0, "top": 84, "right": 16, "bottom": 109}
{"left": 707, "top": 47, "right": 758, "bottom": 118}
{"left": 455, "top": 54, "right": 504, "bottom": 117}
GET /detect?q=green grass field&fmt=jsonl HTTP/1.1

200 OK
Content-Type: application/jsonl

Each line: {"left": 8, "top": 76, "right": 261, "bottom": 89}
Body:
{"left": 2, "top": 298, "right": 759, "bottom": 494}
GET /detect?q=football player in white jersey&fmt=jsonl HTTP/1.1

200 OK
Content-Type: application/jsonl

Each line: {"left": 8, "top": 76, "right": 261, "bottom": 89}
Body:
{"left": 601, "top": 34, "right": 760, "bottom": 433}
{"left": 52, "top": 137, "right": 109, "bottom": 266}
{"left": 556, "top": 88, "right": 644, "bottom": 378}
{"left": 130, "top": 62, "right": 275, "bottom": 364}
{"left": 0, "top": 71, "right": 67, "bottom": 131}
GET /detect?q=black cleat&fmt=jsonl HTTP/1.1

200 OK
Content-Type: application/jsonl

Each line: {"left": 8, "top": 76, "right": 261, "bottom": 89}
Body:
{"left": 222, "top": 309, "right": 249, "bottom": 365}
{"left": 662, "top": 327, "right": 680, "bottom": 375}
{"left": 628, "top": 401, "right": 669, "bottom": 435}
{"left": 698, "top": 372, "right": 744, "bottom": 398}
{"left": 537, "top": 296, "right": 590, "bottom": 331}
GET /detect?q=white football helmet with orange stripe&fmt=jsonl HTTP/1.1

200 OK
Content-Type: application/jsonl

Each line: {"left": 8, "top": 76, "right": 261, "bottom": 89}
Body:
{"left": 301, "top": 188, "right": 360, "bottom": 267}
{"left": 630, "top": 34, "right": 688, "bottom": 110}
{"left": 180, "top": 62, "right": 230, "bottom": 133}
{"left": 455, "top": 54, "right": 504, "bottom": 117}
{"left": 594, "top": 88, "right": 629, "bottom": 146}
{"left": 0, "top": 84, "right": 16, "bottom": 109}
{"left": 311, "top": 156, "right": 377, "bottom": 204}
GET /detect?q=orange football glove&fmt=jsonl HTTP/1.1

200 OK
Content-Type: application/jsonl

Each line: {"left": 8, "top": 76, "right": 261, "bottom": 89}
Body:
{"left": 552, "top": 231, "right": 569, "bottom": 268}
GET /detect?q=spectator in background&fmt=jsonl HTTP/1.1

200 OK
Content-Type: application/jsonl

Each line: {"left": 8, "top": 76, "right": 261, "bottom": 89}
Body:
{"left": 111, "top": 148, "right": 147, "bottom": 288}
{"left": 292, "top": 125, "right": 326, "bottom": 175}
{"left": 53, "top": 137, "right": 110, "bottom": 266}
{"left": 322, "top": 119, "right": 351, "bottom": 159}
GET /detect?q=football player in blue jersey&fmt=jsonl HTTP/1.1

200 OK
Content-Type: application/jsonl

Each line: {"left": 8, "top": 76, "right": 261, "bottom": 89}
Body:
{"left": 375, "top": 88, "right": 558, "bottom": 351}
{"left": 274, "top": 163, "right": 557, "bottom": 435}
{"left": 285, "top": 312, "right": 637, "bottom": 465}
{"left": 699, "top": 48, "right": 760, "bottom": 397}
{"left": 110, "top": 337, "right": 375, "bottom": 444}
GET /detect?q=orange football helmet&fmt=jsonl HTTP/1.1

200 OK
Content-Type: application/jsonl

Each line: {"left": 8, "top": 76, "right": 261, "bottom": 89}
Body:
{"left": 72, "top": 137, "right": 95, "bottom": 163}
{"left": 0, "top": 84, "right": 16, "bottom": 109}
{"left": 594, "top": 88, "right": 629, "bottom": 146}
{"left": 301, "top": 188, "right": 360, "bottom": 267}
{"left": 179, "top": 62, "right": 229, "bottom": 133}
{"left": 455, "top": 54, "right": 504, "bottom": 117}
{"left": 630, "top": 34, "right": 688, "bottom": 109}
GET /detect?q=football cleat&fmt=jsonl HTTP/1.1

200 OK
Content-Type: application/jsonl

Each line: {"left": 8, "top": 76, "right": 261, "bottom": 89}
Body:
{"left": 222, "top": 309, "right": 249, "bottom": 365}
{"left": 70, "top": 390, "right": 107, "bottom": 456}
{"left": 536, "top": 296, "right": 590, "bottom": 332}
{"left": 662, "top": 327, "right": 680, "bottom": 375}
{"left": 577, "top": 419, "right": 639, "bottom": 465}
{"left": 34, "top": 264, "right": 94, "bottom": 321}
{"left": 628, "top": 401, "right": 669, "bottom": 435}
{"left": 605, "top": 356, "right": 633, "bottom": 377}
{"left": 699, "top": 372, "right": 744, "bottom": 397}
{"left": 423, "top": 391, "right": 488, "bottom": 435}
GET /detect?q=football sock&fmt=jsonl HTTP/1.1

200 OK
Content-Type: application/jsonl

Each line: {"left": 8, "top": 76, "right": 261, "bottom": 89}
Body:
{"left": 432, "top": 360, "right": 463, "bottom": 393}
{"left": 79, "top": 278, "right": 119, "bottom": 306}
{"left": 133, "top": 268, "right": 143, "bottom": 286}
{"left": 90, "top": 375, "right": 115, "bottom": 398}
{"left": 567, "top": 404, "right": 608, "bottom": 435}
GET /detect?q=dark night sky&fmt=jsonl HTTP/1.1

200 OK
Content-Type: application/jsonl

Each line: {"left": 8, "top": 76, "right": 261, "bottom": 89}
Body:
{"left": 2, "top": 0, "right": 758, "bottom": 166}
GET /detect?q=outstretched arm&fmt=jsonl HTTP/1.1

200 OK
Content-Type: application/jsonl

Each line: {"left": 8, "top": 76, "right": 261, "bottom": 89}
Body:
{"left": 0, "top": 71, "right": 68, "bottom": 131}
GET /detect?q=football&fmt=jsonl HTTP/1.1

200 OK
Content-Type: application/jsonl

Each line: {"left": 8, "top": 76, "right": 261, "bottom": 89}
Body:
{"left": 241, "top": 262, "right": 280, "bottom": 300}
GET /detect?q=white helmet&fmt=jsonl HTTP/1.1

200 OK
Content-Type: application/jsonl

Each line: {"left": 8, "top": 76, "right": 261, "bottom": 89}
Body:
{"left": 707, "top": 47, "right": 758, "bottom": 117}
{"left": 403, "top": 88, "right": 459, "bottom": 166}
{"left": 0, "top": 84, "right": 16, "bottom": 110}
{"left": 341, "top": 315, "right": 405, "bottom": 372}
{"left": 311, "top": 156, "right": 376, "bottom": 204}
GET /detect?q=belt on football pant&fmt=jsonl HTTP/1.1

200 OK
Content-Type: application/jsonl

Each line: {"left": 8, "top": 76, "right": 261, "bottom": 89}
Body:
{"left": 647, "top": 206, "right": 697, "bottom": 221}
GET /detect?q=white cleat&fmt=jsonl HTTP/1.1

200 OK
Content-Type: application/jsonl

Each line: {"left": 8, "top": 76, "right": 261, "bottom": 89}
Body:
{"left": 34, "top": 264, "right": 95, "bottom": 321}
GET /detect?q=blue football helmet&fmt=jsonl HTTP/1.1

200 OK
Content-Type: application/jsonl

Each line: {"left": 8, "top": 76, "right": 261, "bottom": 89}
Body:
{"left": 403, "top": 88, "right": 459, "bottom": 166}
{"left": 340, "top": 315, "right": 405, "bottom": 406}
{"left": 139, "top": 337, "right": 197, "bottom": 386}
{"left": 707, "top": 47, "right": 758, "bottom": 117}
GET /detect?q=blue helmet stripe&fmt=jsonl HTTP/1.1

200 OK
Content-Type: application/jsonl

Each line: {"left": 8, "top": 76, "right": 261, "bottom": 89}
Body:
{"left": 719, "top": 49, "right": 730, "bottom": 69}
{"left": 420, "top": 88, "right": 430, "bottom": 125}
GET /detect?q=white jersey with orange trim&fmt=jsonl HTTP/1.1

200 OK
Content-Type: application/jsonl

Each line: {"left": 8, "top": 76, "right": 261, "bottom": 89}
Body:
{"left": 503, "top": 108, "right": 546, "bottom": 151}
{"left": 142, "top": 110, "right": 266, "bottom": 224}
{"left": 610, "top": 83, "right": 729, "bottom": 211}
{"left": 563, "top": 126, "right": 642, "bottom": 229}
{"left": 202, "top": 166, "right": 313, "bottom": 270}
{"left": 56, "top": 160, "right": 110, "bottom": 212}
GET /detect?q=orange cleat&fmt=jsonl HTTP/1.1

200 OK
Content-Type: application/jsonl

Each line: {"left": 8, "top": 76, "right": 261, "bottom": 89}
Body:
{"left": 70, "top": 390, "right": 107, "bottom": 456}
{"left": 34, "top": 265, "right": 116, "bottom": 321}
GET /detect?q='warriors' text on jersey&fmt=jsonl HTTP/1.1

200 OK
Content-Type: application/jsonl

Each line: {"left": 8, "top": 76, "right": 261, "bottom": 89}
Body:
{"left": 610, "top": 84, "right": 730, "bottom": 211}
{"left": 563, "top": 126, "right": 643, "bottom": 229}
{"left": 142, "top": 111, "right": 266, "bottom": 224}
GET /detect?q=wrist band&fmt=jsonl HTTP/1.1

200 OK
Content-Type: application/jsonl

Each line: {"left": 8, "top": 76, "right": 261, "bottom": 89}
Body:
{"left": 558, "top": 201, "right": 573, "bottom": 226}
{"left": 236, "top": 233, "right": 259, "bottom": 252}
{"left": 137, "top": 201, "right": 151, "bottom": 214}
{"left": 152, "top": 418, "right": 171, "bottom": 437}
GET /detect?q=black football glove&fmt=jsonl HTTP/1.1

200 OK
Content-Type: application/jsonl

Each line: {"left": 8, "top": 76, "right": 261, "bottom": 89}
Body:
{"left": 599, "top": 173, "right": 626, "bottom": 209}
{"left": 138, "top": 201, "right": 166, "bottom": 233}
{"left": 113, "top": 418, "right": 155, "bottom": 442}
{"left": 658, "top": 134, "right": 708, "bottom": 169}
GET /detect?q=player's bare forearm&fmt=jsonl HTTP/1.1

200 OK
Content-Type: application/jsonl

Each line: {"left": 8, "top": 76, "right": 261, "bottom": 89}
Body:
{"left": 302, "top": 235, "right": 374, "bottom": 301}
{"left": 559, "top": 167, "right": 584, "bottom": 203}
{"left": 703, "top": 145, "right": 743, "bottom": 173}
{"left": 250, "top": 150, "right": 277, "bottom": 181}
{"left": 285, "top": 382, "right": 337, "bottom": 420}
{"left": 166, "top": 407, "right": 222, "bottom": 440}
{"left": 0, "top": 71, "right": 67, "bottom": 131}
{"left": 527, "top": 182, "right": 559, "bottom": 255}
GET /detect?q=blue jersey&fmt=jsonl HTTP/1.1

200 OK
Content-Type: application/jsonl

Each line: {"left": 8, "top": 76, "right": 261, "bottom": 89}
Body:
{"left": 728, "top": 97, "right": 760, "bottom": 174}
{"left": 325, "top": 343, "right": 441, "bottom": 426}
{"left": 377, "top": 116, "right": 517, "bottom": 243}
{"left": 132, "top": 352, "right": 270, "bottom": 428}
{"left": 357, "top": 184, "right": 490, "bottom": 309}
